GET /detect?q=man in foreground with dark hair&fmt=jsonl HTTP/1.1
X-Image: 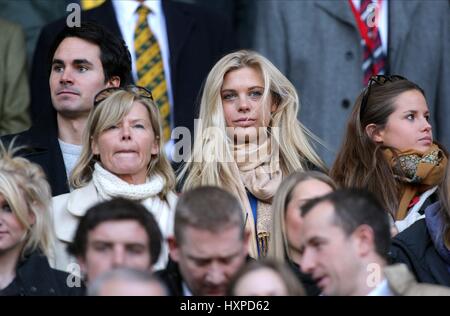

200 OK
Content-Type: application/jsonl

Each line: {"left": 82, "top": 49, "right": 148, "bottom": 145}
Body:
{"left": 299, "top": 189, "right": 450, "bottom": 296}
{"left": 68, "top": 198, "right": 162, "bottom": 285}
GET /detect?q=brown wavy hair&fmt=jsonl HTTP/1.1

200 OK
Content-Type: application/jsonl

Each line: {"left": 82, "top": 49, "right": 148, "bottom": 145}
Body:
{"left": 330, "top": 78, "right": 426, "bottom": 217}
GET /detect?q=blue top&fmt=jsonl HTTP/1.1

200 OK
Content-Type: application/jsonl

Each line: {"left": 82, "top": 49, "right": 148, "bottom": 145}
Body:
{"left": 247, "top": 191, "right": 259, "bottom": 256}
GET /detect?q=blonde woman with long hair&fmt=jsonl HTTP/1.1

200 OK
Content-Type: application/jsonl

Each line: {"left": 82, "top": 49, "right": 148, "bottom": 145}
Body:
{"left": 0, "top": 142, "right": 83, "bottom": 295}
{"left": 179, "top": 50, "right": 325, "bottom": 258}
{"left": 268, "top": 171, "right": 336, "bottom": 295}
{"left": 52, "top": 86, "right": 177, "bottom": 272}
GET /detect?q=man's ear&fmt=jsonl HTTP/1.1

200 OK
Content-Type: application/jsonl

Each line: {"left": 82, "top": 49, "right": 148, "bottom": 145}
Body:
{"left": 106, "top": 76, "right": 120, "bottom": 88}
{"left": 352, "top": 224, "right": 375, "bottom": 258}
{"left": 365, "top": 123, "right": 384, "bottom": 143}
{"left": 168, "top": 236, "right": 180, "bottom": 263}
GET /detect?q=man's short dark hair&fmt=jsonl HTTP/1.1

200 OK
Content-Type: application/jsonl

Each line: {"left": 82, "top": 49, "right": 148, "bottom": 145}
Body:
{"left": 174, "top": 186, "right": 244, "bottom": 245}
{"left": 302, "top": 189, "right": 391, "bottom": 259}
{"left": 68, "top": 198, "right": 162, "bottom": 265}
{"left": 49, "top": 21, "right": 131, "bottom": 86}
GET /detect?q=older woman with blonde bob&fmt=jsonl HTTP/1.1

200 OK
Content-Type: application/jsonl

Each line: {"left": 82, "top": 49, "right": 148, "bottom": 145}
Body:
{"left": 268, "top": 171, "right": 336, "bottom": 295}
{"left": 179, "top": 50, "right": 325, "bottom": 258}
{"left": 0, "top": 143, "right": 82, "bottom": 295}
{"left": 52, "top": 86, "right": 177, "bottom": 272}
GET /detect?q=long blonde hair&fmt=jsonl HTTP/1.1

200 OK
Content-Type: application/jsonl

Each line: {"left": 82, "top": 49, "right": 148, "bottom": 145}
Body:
{"left": 0, "top": 141, "right": 54, "bottom": 259}
{"left": 268, "top": 171, "right": 336, "bottom": 263}
{"left": 179, "top": 50, "right": 325, "bottom": 193}
{"left": 70, "top": 90, "right": 175, "bottom": 197}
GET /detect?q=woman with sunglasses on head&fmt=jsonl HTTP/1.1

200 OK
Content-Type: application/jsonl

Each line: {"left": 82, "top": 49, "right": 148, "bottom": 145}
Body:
{"left": 331, "top": 75, "right": 448, "bottom": 234}
{"left": 0, "top": 143, "right": 83, "bottom": 296}
{"left": 52, "top": 86, "right": 177, "bottom": 272}
{"left": 179, "top": 50, "right": 326, "bottom": 259}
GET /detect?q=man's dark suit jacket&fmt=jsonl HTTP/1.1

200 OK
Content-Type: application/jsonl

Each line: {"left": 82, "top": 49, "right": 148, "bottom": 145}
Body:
{"left": 30, "top": 0, "right": 236, "bottom": 135}
{"left": 389, "top": 219, "right": 450, "bottom": 287}
{"left": 155, "top": 259, "right": 184, "bottom": 296}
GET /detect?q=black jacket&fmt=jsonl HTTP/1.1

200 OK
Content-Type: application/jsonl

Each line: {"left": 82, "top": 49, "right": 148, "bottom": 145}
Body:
{"left": 389, "top": 218, "right": 450, "bottom": 287}
{"left": 0, "top": 252, "right": 85, "bottom": 296}
{"left": 155, "top": 259, "right": 184, "bottom": 296}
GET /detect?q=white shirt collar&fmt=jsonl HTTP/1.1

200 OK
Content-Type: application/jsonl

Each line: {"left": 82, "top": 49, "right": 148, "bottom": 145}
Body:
{"left": 367, "top": 279, "right": 394, "bottom": 296}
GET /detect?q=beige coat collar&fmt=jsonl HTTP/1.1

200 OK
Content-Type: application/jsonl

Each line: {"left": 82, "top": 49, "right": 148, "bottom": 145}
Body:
{"left": 53, "top": 182, "right": 100, "bottom": 243}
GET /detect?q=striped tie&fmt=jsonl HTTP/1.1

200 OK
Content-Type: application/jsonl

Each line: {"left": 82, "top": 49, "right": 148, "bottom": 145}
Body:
{"left": 360, "top": 0, "right": 386, "bottom": 84}
{"left": 134, "top": 5, "right": 171, "bottom": 142}
{"left": 80, "top": 0, "right": 105, "bottom": 10}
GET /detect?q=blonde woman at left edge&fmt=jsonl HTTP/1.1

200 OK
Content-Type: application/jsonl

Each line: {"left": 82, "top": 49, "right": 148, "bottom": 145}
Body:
{"left": 179, "top": 50, "right": 325, "bottom": 258}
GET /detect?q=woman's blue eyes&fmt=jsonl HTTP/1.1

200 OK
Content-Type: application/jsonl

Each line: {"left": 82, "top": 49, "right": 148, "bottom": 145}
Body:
{"left": 249, "top": 91, "right": 263, "bottom": 97}
{"left": 222, "top": 93, "right": 234, "bottom": 100}
{"left": 222, "top": 91, "right": 263, "bottom": 100}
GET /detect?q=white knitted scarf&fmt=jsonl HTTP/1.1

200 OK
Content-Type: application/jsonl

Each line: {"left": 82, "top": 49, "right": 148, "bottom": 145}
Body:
{"left": 93, "top": 163, "right": 164, "bottom": 200}
{"left": 92, "top": 163, "right": 174, "bottom": 270}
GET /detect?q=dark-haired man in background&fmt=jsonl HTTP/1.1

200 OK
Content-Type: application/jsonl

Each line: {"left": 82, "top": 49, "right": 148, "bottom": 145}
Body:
{"left": 2, "top": 21, "right": 131, "bottom": 196}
